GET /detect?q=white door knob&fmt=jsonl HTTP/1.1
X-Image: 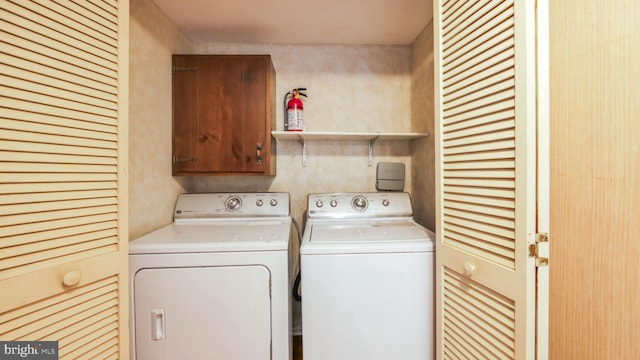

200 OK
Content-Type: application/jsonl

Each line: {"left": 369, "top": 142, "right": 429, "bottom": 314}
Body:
{"left": 62, "top": 270, "right": 81, "bottom": 287}
{"left": 463, "top": 261, "right": 476, "bottom": 277}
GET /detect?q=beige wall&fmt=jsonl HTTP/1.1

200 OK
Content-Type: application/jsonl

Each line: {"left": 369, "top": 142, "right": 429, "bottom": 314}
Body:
{"left": 550, "top": 0, "right": 640, "bottom": 358}
{"left": 129, "top": 0, "right": 194, "bottom": 239}
{"left": 129, "top": 0, "right": 432, "bottom": 238}
{"left": 410, "top": 21, "right": 435, "bottom": 231}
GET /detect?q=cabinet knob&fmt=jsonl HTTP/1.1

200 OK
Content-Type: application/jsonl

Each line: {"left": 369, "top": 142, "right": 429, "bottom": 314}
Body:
{"left": 256, "top": 143, "right": 263, "bottom": 165}
{"left": 62, "top": 270, "right": 81, "bottom": 287}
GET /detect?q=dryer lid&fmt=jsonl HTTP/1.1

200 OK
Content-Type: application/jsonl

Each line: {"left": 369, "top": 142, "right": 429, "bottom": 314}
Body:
{"left": 129, "top": 220, "right": 291, "bottom": 254}
{"left": 301, "top": 221, "right": 435, "bottom": 255}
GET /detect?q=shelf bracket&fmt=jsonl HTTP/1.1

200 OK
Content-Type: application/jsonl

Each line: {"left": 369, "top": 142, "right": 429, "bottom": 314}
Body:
{"left": 368, "top": 136, "right": 380, "bottom": 167}
{"left": 302, "top": 139, "right": 307, "bottom": 167}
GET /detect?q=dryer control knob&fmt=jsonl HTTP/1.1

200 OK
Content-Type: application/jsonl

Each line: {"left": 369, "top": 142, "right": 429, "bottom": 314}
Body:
{"left": 225, "top": 197, "right": 242, "bottom": 211}
{"left": 352, "top": 196, "right": 368, "bottom": 211}
{"left": 382, "top": 199, "right": 390, "bottom": 207}
{"left": 270, "top": 199, "right": 278, "bottom": 206}
{"left": 256, "top": 200, "right": 263, "bottom": 207}
{"left": 316, "top": 200, "right": 324, "bottom": 208}
{"left": 330, "top": 200, "right": 338, "bottom": 207}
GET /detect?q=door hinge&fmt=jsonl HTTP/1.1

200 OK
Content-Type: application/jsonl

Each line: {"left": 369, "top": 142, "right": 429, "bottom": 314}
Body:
{"left": 529, "top": 232, "right": 550, "bottom": 267}
{"left": 172, "top": 65, "right": 197, "bottom": 74}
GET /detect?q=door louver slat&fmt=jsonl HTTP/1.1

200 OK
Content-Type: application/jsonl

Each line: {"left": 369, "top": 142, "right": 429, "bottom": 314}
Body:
{"left": 444, "top": 148, "right": 515, "bottom": 163}
{"left": 1, "top": 5, "right": 117, "bottom": 63}
{"left": 0, "top": 277, "right": 116, "bottom": 323}
{"left": 2, "top": 107, "right": 117, "bottom": 133}
{"left": 0, "top": 210, "right": 118, "bottom": 234}
{"left": 2, "top": 97, "right": 117, "bottom": 125}
{"left": 0, "top": 182, "right": 117, "bottom": 194}
{"left": 0, "top": 129, "right": 117, "bottom": 150}
{"left": 0, "top": 87, "right": 117, "bottom": 118}
{"left": 444, "top": 184, "right": 514, "bottom": 199}
{"left": 0, "top": 277, "right": 118, "bottom": 340}
{"left": 2, "top": 118, "right": 117, "bottom": 141}
{"left": 443, "top": 99, "right": 514, "bottom": 126}
{"left": 1, "top": 142, "right": 117, "bottom": 159}
{"left": 2, "top": 173, "right": 117, "bottom": 183}
{"left": 3, "top": 71, "right": 117, "bottom": 109}
{"left": 0, "top": 152, "right": 118, "bottom": 165}
{"left": 444, "top": 199, "right": 514, "bottom": 219}
{"left": 1, "top": 229, "right": 117, "bottom": 259}
{"left": 444, "top": 118, "right": 515, "bottom": 141}
{"left": 1, "top": 21, "right": 116, "bottom": 79}
{"left": 0, "top": 190, "right": 118, "bottom": 206}
{"left": 0, "top": 42, "right": 116, "bottom": 88}
{"left": 443, "top": 268, "right": 515, "bottom": 358}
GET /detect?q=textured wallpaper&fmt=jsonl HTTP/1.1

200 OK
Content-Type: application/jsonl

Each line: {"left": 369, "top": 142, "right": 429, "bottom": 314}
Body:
{"left": 129, "top": 0, "right": 434, "bottom": 238}
{"left": 129, "top": 0, "right": 194, "bottom": 240}
{"left": 411, "top": 21, "right": 436, "bottom": 231}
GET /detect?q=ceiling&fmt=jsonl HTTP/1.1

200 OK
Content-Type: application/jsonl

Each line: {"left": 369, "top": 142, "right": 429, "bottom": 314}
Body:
{"left": 152, "top": 0, "right": 433, "bottom": 45}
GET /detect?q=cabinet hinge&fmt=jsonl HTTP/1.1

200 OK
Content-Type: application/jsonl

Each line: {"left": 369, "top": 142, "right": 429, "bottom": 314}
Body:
{"left": 172, "top": 65, "right": 197, "bottom": 74}
{"left": 173, "top": 156, "right": 198, "bottom": 164}
{"left": 529, "top": 232, "right": 550, "bottom": 267}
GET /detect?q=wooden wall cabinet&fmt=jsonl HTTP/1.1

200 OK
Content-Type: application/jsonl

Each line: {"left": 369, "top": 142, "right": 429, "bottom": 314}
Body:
{"left": 172, "top": 55, "right": 276, "bottom": 176}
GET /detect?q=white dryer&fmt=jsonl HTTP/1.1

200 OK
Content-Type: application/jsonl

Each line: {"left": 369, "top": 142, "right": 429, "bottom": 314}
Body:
{"left": 300, "top": 192, "right": 435, "bottom": 360}
{"left": 129, "top": 193, "right": 294, "bottom": 360}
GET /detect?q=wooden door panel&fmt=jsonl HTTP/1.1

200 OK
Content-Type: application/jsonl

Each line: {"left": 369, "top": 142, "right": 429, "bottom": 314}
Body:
{"left": 196, "top": 56, "right": 245, "bottom": 172}
{"left": 242, "top": 57, "right": 268, "bottom": 172}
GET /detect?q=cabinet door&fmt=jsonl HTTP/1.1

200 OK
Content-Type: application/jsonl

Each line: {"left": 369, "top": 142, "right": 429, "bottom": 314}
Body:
{"left": 172, "top": 55, "right": 274, "bottom": 175}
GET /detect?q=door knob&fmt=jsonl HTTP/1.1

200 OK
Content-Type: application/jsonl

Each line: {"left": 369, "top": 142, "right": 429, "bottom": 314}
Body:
{"left": 62, "top": 270, "right": 81, "bottom": 287}
{"left": 463, "top": 261, "right": 476, "bottom": 277}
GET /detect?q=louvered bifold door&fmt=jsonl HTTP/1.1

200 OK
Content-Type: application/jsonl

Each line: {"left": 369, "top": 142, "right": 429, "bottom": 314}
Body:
{"left": 434, "top": 0, "right": 539, "bottom": 359}
{"left": 0, "top": 0, "right": 129, "bottom": 359}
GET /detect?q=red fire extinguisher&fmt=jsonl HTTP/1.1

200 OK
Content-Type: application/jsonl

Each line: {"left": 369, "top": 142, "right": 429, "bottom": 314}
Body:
{"left": 284, "top": 88, "right": 307, "bottom": 131}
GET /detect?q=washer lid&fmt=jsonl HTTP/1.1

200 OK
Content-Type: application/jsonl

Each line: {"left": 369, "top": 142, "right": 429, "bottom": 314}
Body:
{"left": 129, "top": 220, "right": 291, "bottom": 254}
{"left": 301, "top": 221, "right": 435, "bottom": 255}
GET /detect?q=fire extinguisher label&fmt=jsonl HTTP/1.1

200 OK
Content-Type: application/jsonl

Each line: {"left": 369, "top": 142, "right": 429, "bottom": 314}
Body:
{"left": 287, "top": 109, "right": 304, "bottom": 131}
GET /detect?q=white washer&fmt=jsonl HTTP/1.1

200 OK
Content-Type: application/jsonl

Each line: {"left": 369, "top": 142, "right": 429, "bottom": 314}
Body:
{"left": 300, "top": 192, "right": 435, "bottom": 360}
{"left": 129, "top": 193, "right": 294, "bottom": 360}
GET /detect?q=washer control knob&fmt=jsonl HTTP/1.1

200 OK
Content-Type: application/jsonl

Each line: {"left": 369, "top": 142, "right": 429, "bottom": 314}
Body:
{"left": 382, "top": 199, "right": 390, "bottom": 207}
{"left": 270, "top": 199, "right": 278, "bottom": 206}
{"left": 330, "top": 200, "right": 338, "bottom": 207}
{"left": 256, "top": 200, "right": 263, "bottom": 207}
{"left": 352, "top": 196, "right": 368, "bottom": 211}
{"left": 316, "top": 200, "right": 324, "bottom": 208}
{"left": 225, "top": 196, "right": 242, "bottom": 211}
